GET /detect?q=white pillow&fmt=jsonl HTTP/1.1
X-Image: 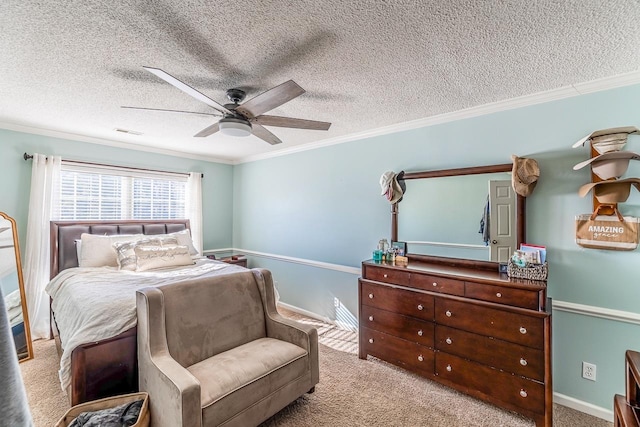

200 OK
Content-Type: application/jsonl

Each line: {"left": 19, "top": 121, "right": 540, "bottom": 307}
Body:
{"left": 154, "top": 229, "right": 198, "bottom": 256}
{"left": 79, "top": 233, "right": 143, "bottom": 268}
{"left": 113, "top": 236, "right": 179, "bottom": 271}
{"left": 134, "top": 245, "right": 194, "bottom": 272}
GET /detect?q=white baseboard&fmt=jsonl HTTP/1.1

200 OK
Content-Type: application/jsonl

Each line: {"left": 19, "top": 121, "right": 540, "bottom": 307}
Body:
{"left": 553, "top": 392, "right": 613, "bottom": 422}
{"left": 276, "top": 301, "right": 357, "bottom": 332}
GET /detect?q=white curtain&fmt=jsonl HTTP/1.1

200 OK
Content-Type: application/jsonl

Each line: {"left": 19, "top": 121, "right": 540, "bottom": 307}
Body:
{"left": 186, "top": 172, "right": 203, "bottom": 255}
{"left": 23, "top": 153, "right": 61, "bottom": 339}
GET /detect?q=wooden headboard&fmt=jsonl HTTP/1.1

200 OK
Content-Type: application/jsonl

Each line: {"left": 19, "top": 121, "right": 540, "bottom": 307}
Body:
{"left": 49, "top": 219, "right": 191, "bottom": 279}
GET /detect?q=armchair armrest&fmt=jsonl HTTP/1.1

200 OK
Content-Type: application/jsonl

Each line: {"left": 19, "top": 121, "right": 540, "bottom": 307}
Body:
{"left": 252, "top": 269, "right": 319, "bottom": 385}
{"left": 137, "top": 288, "right": 202, "bottom": 427}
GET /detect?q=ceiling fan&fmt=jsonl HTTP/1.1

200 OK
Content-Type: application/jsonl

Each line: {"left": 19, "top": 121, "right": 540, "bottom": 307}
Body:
{"left": 122, "top": 67, "right": 331, "bottom": 145}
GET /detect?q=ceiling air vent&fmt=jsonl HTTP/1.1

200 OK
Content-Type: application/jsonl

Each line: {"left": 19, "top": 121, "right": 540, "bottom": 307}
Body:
{"left": 114, "top": 128, "right": 143, "bottom": 135}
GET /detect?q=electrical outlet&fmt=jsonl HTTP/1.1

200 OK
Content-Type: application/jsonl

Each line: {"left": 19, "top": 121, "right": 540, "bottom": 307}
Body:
{"left": 582, "top": 362, "right": 597, "bottom": 381}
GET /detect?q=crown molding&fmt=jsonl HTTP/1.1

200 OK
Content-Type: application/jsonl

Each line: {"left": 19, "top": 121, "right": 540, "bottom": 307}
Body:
{"left": 0, "top": 121, "right": 235, "bottom": 164}
{"left": 237, "top": 69, "right": 640, "bottom": 164}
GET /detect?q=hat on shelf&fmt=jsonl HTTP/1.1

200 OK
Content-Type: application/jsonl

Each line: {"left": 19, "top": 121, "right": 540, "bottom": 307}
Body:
{"left": 578, "top": 178, "right": 640, "bottom": 204}
{"left": 572, "top": 126, "right": 640, "bottom": 154}
{"left": 511, "top": 155, "right": 540, "bottom": 197}
{"left": 572, "top": 151, "right": 640, "bottom": 180}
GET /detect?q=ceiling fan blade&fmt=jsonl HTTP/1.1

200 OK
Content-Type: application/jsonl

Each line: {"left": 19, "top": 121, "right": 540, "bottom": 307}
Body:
{"left": 253, "top": 115, "right": 331, "bottom": 130}
{"left": 251, "top": 123, "right": 282, "bottom": 145}
{"left": 121, "top": 106, "right": 221, "bottom": 117}
{"left": 235, "top": 80, "right": 305, "bottom": 118}
{"left": 194, "top": 122, "right": 220, "bottom": 138}
{"left": 143, "top": 67, "right": 233, "bottom": 115}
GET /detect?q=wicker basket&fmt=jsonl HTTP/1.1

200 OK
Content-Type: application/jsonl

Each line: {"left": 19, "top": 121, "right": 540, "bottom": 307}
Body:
{"left": 55, "top": 392, "right": 149, "bottom": 427}
{"left": 507, "top": 259, "right": 548, "bottom": 281}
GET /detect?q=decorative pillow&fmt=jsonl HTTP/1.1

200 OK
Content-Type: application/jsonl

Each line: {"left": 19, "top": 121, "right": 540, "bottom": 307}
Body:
{"left": 134, "top": 245, "right": 194, "bottom": 272}
{"left": 113, "top": 236, "right": 179, "bottom": 271}
{"left": 79, "top": 234, "right": 143, "bottom": 268}
{"left": 153, "top": 229, "right": 199, "bottom": 256}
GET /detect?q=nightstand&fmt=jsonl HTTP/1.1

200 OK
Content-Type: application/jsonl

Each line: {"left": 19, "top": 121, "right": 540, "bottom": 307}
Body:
{"left": 207, "top": 254, "right": 247, "bottom": 268}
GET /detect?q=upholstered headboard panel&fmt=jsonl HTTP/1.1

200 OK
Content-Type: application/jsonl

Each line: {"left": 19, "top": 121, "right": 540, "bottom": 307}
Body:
{"left": 49, "top": 220, "right": 190, "bottom": 279}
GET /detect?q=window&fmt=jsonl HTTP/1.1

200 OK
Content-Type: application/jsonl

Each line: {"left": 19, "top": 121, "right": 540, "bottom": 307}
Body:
{"left": 55, "top": 162, "right": 187, "bottom": 221}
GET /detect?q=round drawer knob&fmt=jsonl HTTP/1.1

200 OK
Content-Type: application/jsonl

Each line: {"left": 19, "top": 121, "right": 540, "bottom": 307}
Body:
{"left": 417, "top": 304, "right": 424, "bottom": 311}
{"left": 417, "top": 330, "right": 424, "bottom": 336}
{"left": 519, "top": 327, "right": 527, "bottom": 335}
{"left": 446, "top": 365, "right": 452, "bottom": 372}
{"left": 496, "top": 292, "right": 502, "bottom": 298}
{"left": 368, "top": 315, "right": 374, "bottom": 321}
{"left": 520, "top": 358, "right": 528, "bottom": 366}
{"left": 519, "top": 389, "right": 528, "bottom": 398}
{"left": 418, "top": 355, "right": 424, "bottom": 362}
{"left": 368, "top": 338, "right": 374, "bottom": 344}
{"left": 369, "top": 293, "right": 374, "bottom": 299}
{"left": 445, "top": 310, "right": 452, "bottom": 317}
{"left": 383, "top": 274, "right": 388, "bottom": 278}
{"left": 432, "top": 282, "right": 438, "bottom": 287}
{"left": 445, "top": 337, "right": 452, "bottom": 345}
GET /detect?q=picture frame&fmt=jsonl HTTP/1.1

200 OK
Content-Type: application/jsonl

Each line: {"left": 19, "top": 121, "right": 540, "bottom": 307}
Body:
{"left": 391, "top": 241, "right": 407, "bottom": 256}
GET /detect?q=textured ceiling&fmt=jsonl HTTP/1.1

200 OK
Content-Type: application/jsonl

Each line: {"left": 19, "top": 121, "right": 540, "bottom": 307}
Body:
{"left": 1, "top": 0, "right": 640, "bottom": 163}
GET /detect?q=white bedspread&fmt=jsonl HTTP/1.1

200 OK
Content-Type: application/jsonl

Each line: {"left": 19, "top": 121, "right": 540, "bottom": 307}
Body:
{"left": 45, "top": 258, "right": 234, "bottom": 393}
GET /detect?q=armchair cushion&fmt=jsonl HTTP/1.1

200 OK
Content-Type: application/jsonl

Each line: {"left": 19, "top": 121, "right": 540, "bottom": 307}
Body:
{"left": 188, "top": 337, "right": 308, "bottom": 425}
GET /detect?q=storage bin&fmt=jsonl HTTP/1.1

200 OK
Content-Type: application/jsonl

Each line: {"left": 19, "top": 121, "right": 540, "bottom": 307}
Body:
{"left": 507, "top": 259, "right": 548, "bottom": 281}
{"left": 55, "top": 392, "right": 149, "bottom": 427}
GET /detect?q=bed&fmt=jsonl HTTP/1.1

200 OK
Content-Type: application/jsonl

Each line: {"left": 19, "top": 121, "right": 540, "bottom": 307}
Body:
{"left": 48, "top": 220, "right": 246, "bottom": 406}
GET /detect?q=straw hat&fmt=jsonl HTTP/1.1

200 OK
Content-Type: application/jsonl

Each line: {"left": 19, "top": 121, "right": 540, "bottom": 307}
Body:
{"left": 572, "top": 151, "right": 640, "bottom": 180}
{"left": 572, "top": 126, "right": 640, "bottom": 154}
{"left": 512, "top": 155, "right": 540, "bottom": 197}
{"left": 578, "top": 178, "right": 640, "bottom": 204}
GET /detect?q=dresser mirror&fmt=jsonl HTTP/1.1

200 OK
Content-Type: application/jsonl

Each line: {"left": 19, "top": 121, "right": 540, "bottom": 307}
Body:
{"left": 392, "top": 163, "right": 525, "bottom": 267}
{"left": 0, "top": 212, "right": 33, "bottom": 362}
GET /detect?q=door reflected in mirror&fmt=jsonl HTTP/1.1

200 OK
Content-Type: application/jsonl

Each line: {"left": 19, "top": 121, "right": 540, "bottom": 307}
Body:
{"left": 0, "top": 212, "right": 33, "bottom": 362}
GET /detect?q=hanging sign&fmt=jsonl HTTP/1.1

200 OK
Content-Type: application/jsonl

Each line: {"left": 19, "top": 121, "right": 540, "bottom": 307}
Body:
{"left": 575, "top": 214, "right": 639, "bottom": 251}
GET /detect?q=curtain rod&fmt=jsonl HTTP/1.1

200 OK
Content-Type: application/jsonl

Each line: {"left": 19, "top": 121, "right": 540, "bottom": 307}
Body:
{"left": 23, "top": 153, "right": 203, "bottom": 178}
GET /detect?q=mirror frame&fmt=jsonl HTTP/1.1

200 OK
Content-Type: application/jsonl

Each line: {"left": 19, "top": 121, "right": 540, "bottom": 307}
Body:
{"left": 0, "top": 212, "right": 33, "bottom": 362}
{"left": 391, "top": 163, "right": 526, "bottom": 270}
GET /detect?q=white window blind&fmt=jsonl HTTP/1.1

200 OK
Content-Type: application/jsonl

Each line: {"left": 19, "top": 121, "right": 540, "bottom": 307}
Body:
{"left": 54, "top": 162, "right": 187, "bottom": 221}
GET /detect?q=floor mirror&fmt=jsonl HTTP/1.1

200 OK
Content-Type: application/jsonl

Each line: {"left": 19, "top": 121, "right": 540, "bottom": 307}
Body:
{"left": 0, "top": 212, "right": 33, "bottom": 362}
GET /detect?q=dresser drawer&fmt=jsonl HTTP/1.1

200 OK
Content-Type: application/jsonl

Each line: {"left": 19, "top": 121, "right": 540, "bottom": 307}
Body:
{"left": 435, "top": 325, "right": 544, "bottom": 381}
{"left": 360, "top": 280, "right": 434, "bottom": 322}
{"left": 363, "top": 264, "right": 411, "bottom": 285}
{"left": 465, "top": 281, "right": 541, "bottom": 310}
{"left": 361, "top": 327, "right": 434, "bottom": 375}
{"left": 361, "top": 305, "right": 434, "bottom": 348}
{"left": 411, "top": 273, "right": 465, "bottom": 296}
{"left": 435, "top": 352, "right": 544, "bottom": 413}
{"left": 435, "top": 298, "right": 545, "bottom": 349}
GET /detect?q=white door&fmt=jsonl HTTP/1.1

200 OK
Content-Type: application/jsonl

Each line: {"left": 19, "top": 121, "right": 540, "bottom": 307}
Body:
{"left": 488, "top": 180, "right": 517, "bottom": 262}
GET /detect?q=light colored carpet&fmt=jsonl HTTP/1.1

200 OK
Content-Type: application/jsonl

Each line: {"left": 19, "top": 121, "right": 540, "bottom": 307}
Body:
{"left": 19, "top": 309, "right": 612, "bottom": 427}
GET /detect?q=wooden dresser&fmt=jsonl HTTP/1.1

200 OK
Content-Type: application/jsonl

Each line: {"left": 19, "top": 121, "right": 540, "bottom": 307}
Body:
{"left": 359, "top": 259, "right": 552, "bottom": 427}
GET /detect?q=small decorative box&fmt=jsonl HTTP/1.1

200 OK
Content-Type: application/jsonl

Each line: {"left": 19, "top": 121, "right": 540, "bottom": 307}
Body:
{"left": 507, "top": 259, "right": 548, "bottom": 281}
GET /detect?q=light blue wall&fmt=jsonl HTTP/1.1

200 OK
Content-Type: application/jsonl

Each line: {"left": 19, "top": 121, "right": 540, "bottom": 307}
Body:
{"left": 0, "top": 129, "right": 234, "bottom": 251}
{"left": 233, "top": 83, "right": 640, "bottom": 412}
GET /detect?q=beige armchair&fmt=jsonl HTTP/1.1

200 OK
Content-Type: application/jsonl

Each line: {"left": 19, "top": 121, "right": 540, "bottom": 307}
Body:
{"left": 136, "top": 268, "right": 319, "bottom": 427}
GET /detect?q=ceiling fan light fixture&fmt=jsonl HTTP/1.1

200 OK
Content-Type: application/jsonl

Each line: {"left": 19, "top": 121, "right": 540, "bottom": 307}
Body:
{"left": 219, "top": 118, "right": 252, "bottom": 137}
